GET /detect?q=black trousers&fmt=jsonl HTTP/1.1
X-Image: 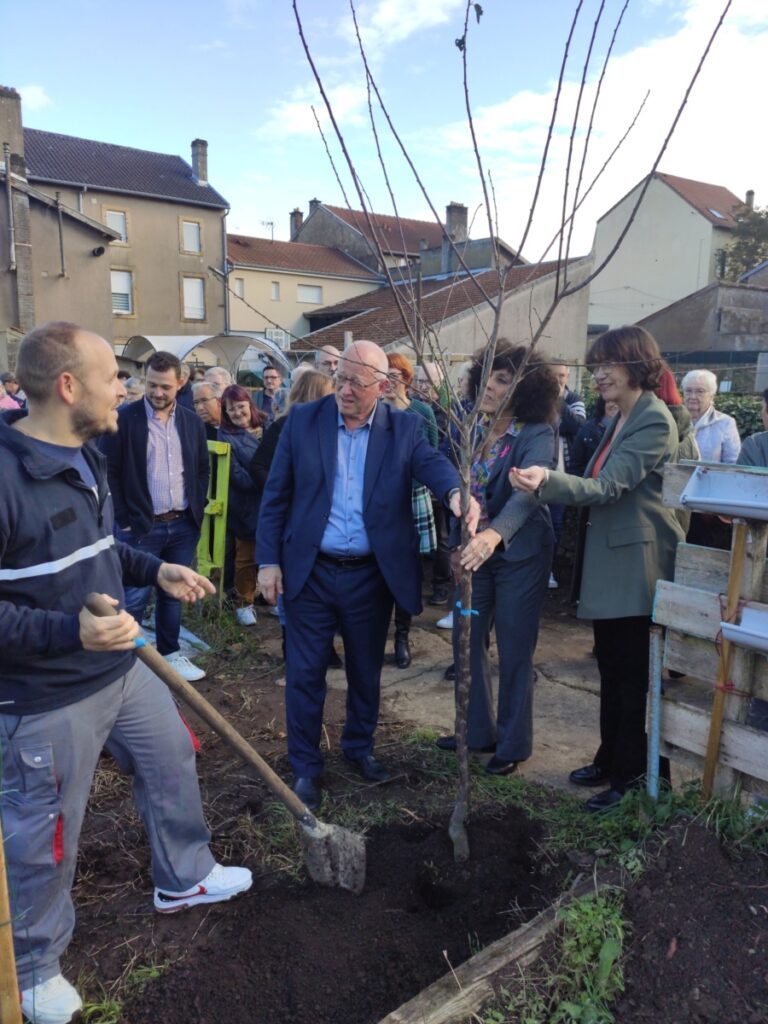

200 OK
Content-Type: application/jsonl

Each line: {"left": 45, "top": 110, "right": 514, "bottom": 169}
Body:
{"left": 592, "top": 616, "right": 653, "bottom": 791}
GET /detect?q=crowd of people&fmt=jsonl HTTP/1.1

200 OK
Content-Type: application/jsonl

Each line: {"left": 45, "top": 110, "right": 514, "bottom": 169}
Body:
{"left": 2, "top": 316, "right": 766, "bottom": 1023}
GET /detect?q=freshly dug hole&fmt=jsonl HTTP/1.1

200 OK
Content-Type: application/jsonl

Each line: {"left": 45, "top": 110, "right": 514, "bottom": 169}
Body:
{"left": 124, "top": 804, "right": 566, "bottom": 1024}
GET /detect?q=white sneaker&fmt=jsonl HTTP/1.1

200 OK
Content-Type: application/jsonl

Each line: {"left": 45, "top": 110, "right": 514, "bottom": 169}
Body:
{"left": 235, "top": 605, "right": 257, "bottom": 626}
{"left": 269, "top": 605, "right": 280, "bottom": 617}
{"left": 21, "top": 974, "right": 82, "bottom": 1024}
{"left": 436, "top": 611, "right": 454, "bottom": 630}
{"left": 154, "top": 862, "right": 253, "bottom": 913}
{"left": 548, "top": 574, "right": 559, "bottom": 589}
{"left": 164, "top": 651, "right": 206, "bottom": 682}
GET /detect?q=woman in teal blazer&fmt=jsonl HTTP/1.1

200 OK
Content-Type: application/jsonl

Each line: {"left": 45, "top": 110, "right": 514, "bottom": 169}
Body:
{"left": 511, "top": 326, "right": 684, "bottom": 812}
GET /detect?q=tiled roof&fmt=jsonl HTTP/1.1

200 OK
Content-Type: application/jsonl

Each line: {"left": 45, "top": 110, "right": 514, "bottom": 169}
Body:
{"left": 291, "top": 261, "right": 563, "bottom": 350}
{"left": 656, "top": 173, "right": 743, "bottom": 229}
{"left": 227, "top": 234, "right": 381, "bottom": 279}
{"left": 322, "top": 204, "right": 445, "bottom": 256}
{"left": 23, "top": 128, "right": 228, "bottom": 209}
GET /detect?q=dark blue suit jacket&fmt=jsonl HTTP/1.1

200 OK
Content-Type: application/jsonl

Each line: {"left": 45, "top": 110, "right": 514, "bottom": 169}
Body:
{"left": 256, "top": 395, "right": 460, "bottom": 615}
{"left": 99, "top": 399, "right": 209, "bottom": 537}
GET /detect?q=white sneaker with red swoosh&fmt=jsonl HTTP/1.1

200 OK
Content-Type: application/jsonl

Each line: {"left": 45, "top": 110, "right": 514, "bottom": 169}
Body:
{"left": 154, "top": 863, "right": 253, "bottom": 913}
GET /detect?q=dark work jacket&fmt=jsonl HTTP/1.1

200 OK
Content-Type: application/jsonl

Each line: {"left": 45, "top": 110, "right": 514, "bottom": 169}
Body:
{"left": 99, "top": 399, "right": 209, "bottom": 537}
{"left": 218, "top": 425, "right": 261, "bottom": 538}
{"left": 0, "top": 409, "right": 161, "bottom": 714}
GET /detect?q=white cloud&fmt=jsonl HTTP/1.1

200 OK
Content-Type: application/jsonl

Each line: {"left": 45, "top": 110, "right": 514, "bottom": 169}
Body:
{"left": 18, "top": 84, "right": 51, "bottom": 112}
{"left": 341, "top": 0, "right": 466, "bottom": 52}
{"left": 417, "top": 0, "right": 768, "bottom": 259}
{"left": 255, "top": 81, "right": 369, "bottom": 141}
{"left": 191, "top": 39, "right": 227, "bottom": 52}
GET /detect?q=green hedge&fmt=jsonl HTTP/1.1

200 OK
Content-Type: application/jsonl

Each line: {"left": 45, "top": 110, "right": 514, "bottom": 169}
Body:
{"left": 714, "top": 394, "right": 763, "bottom": 439}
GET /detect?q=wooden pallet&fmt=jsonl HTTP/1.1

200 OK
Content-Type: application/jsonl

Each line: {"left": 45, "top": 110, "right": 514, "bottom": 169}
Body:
{"left": 653, "top": 463, "right": 768, "bottom": 798}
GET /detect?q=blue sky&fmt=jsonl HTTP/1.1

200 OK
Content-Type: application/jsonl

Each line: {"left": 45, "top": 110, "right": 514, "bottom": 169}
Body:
{"left": 5, "top": 0, "right": 766, "bottom": 259}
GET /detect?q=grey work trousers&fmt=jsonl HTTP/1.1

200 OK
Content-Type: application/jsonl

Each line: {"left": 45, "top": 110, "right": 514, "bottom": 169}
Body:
{"left": 0, "top": 659, "right": 214, "bottom": 989}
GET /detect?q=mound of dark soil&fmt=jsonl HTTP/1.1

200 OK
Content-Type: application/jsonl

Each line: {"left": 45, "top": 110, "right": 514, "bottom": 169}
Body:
{"left": 617, "top": 822, "right": 768, "bottom": 1024}
{"left": 123, "top": 806, "right": 563, "bottom": 1024}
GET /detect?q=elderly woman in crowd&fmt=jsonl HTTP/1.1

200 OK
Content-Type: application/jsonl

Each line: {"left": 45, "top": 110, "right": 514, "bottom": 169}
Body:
{"left": 382, "top": 352, "right": 439, "bottom": 668}
{"left": 436, "top": 341, "right": 559, "bottom": 776}
{"left": 219, "top": 384, "right": 267, "bottom": 626}
{"left": 681, "top": 368, "right": 738, "bottom": 548}
{"left": 511, "top": 326, "right": 684, "bottom": 811}
{"left": 682, "top": 369, "right": 740, "bottom": 463}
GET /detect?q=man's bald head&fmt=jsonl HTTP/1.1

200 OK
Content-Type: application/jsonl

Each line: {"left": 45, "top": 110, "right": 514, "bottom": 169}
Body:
{"left": 339, "top": 341, "right": 388, "bottom": 378}
{"left": 335, "top": 341, "right": 388, "bottom": 428}
{"left": 17, "top": 321, "right": 101, "bottom": 403}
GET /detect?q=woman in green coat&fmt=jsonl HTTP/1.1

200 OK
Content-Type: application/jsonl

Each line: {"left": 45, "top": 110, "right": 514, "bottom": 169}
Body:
{"left": 510, "top": 326, "right": 684, "bottom": 812}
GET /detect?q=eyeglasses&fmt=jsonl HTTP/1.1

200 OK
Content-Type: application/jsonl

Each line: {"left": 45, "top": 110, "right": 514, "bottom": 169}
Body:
{"left": 683, "top": 388, "right": 709, "bottom": 397}
{"left": 193, "top": 397, "right": 217, "bottom": 407}
{"left": 335, "top": 373, "right": 380, "bottom": 393}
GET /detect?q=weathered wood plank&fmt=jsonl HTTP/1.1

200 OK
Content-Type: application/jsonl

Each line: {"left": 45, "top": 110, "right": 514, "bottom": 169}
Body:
{"left": 377, "top": 878, "right": 609, "bottom": 1024}
{"left": 659, "top": 699, "right": 768, "bottom": 785}
{"left": 663, "top": 463, "right": 697, "bottom": 509}
{"left": 653, "top": 581, "right": 722, "bottom": 640}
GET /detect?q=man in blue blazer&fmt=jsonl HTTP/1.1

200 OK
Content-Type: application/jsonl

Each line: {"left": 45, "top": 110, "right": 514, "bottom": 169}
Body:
{"left": 257, "top": 341, "right": 478, "bottom": 809}
{"left": 100, "top": 351, "right": 210, "bottom": 681}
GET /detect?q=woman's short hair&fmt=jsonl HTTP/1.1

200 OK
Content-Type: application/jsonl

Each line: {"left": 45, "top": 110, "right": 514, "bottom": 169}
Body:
{"left": 285, "top": 369, "right": 334, "bottom": 412}
{"left": 387, "top": 352, "right": 414, "bottom": 387}
{"left": 681, "top": 369, "right": 717, "bottom": 396}
{"left": 586, "top": 326, "right": 664, "bottom": 391}
{"left": 220, "top": 384, "right": 267, "bottom": 431}
{"left": 468, "top": 341, "right": 560, "bottom": 423}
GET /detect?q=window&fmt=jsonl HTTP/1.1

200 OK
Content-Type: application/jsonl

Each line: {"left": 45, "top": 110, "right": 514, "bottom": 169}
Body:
{"left": 111, "top": 270, "right": 133, "bottom": 314}
{"left": 182, "top": 276, "right": 206, "bottom": 320}
{"left": 266, "top": 328, "right": 287, "bottom": 348}
{"left": 106, "top": 210, "right": 127, "bottom": 243}
{"left": 271, "top": 281, "right": 280, "bottom": 301}
{"left": 297, "top": 283, "right": 323, "bottom": 304}
{"left": 181, "top": 220, "right": 202, "bottom": 253}
{"left": 234, "top": 277, "right": 245, "bottom": 299}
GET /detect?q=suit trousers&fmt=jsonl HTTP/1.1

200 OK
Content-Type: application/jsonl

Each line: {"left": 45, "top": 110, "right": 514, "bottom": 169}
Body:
{"left": 284, "top": 557, "right": 394, "bottom": 777}
{"left": 0, "top": 659, "right": 213, "bottom": 989}
{"left": 453, "top": 546, "right": 552, "bottom": 762}
{"left": 592, "top": 616, "right": 654, "bottom": 790}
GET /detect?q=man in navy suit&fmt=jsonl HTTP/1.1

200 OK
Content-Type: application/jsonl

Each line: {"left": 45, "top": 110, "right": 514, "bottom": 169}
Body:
{"left": 257, "top": 341, "right": 479, "bottom": 808}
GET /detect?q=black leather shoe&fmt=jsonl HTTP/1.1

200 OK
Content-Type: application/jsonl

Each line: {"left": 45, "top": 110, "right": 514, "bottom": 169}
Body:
{"left": 344, "top": 754, "right": 391, "bottom": 783}
{"left": 395, "top": 635, "right": 412, "bottom": 669}
{"left": 293, "top": 775, "right": 321, "bottom": 810}
{"left": 428, "top": 587, "right": 450, "bottom": 606}
{"left": 485, "top": 756, "right": 518, "bottom": 777}
{"left": 585, "top": 788, "right": 625, "bottom": 813}
{"left": 435, "top": 735, "right": 496, "bottom": 754}
{"left": 569, "top": 763, "right": 609, "bottom": 787}
{"left": 443, "top": 664, "right": 456, "bottom": 681}
{"left": 328, "top": 646, "right": 343, "bottom": 669}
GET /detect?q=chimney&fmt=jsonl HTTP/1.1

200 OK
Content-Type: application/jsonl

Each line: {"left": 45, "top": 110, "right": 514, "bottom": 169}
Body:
{"left": 0, "top": 86, "right": 26, "bottom": 177}
{"left": 290, "top": 207, "right": 304, "bottom": 240}
{"left": 191, "top": 139, "right": 208, "bottom": 186}
{"left": 446, "top": 202, "right": 468, "bottom": 243}
{"left": 309, "top": 198, "right": 321, "bottom": 216}
{"left": 746, "top": 189, "right": 755, "bottom": 210}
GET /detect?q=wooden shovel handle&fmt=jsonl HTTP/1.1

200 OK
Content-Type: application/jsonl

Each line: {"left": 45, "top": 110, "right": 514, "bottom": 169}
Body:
{"left": 0, "top": 813, "right": 23, "bottom": 1024}
{"left": 85, "top": 593, "right": 316, "bottom": 824}
{"left": 701, "top": 521, "right": 748, "bottom": 799}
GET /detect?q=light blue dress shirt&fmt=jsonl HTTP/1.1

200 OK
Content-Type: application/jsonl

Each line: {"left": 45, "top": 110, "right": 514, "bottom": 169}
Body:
{"left": 319, "top": 406, "right": 376, "bottom": 556}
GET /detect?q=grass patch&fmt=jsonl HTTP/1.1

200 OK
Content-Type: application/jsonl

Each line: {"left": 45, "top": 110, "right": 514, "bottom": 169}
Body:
{"left": 481, "top": 890, "right": 625, "bottom": 1024}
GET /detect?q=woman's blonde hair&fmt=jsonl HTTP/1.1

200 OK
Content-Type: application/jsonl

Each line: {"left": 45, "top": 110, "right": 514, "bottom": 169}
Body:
{"left": 281, "top": 369, "right": 333, "bottom": 416}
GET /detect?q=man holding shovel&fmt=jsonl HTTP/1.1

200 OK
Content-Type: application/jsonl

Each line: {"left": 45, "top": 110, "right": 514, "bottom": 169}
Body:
{"left": 0, "top": 322, "right": 252, "bottom": 1024}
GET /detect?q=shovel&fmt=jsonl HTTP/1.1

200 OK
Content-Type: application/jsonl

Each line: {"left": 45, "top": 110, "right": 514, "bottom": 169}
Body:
{"left": 86, "top": 594, "right": 366, "bottom": 894}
